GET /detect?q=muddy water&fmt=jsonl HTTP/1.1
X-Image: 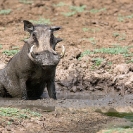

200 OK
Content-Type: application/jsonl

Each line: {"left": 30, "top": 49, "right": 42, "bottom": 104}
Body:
{"left": 99, "top": 112, "right": 133, "bottom": 130}
{"left": 0, "top": 92, "right": 133, "bottom": 112}
{"left": 0, "top": 92, "right": 133, "bottom": 132}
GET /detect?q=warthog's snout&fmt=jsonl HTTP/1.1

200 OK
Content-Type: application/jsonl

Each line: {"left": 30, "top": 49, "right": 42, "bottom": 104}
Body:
{"left": 30, "top": 50, "right": 60, "bottom": 66}
{"left": 28, "top": 44, "right": 65, "bottom": 66}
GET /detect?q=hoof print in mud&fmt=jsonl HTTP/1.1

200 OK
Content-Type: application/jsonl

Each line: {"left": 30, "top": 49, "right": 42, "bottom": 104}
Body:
{"left": 0, "top": 20, "right": 64, "bottom": 100}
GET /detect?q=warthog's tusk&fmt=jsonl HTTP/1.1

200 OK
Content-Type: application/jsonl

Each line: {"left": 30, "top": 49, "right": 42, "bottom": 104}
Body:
{"left": 30, "top": 45, "right": 35, "bottom": 53}
{"left": 60, "top": 45, "right": 65, "bottom": 58}
{"left": 28, "top": 45, "right": 65, "bottom": 60}
{"left": 28, "top": 45, "right": 35, "bottom": 61}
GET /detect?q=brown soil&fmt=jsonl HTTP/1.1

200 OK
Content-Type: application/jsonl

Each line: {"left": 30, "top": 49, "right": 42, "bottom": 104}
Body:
{"left": 1, "top": 0, "right": 133, "bottom": 132}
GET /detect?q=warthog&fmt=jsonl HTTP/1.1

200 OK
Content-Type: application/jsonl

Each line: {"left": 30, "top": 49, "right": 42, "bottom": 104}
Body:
{"left": 0, "top": 20, "right": 64, "bottom": 100}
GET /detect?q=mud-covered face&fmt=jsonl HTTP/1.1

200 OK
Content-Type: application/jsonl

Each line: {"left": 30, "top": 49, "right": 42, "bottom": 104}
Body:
{"left": 30, "top": 50, "right": 60, "bottom": 67}
{"left": 23, "top": 20, "right": 65, "bottom": 66}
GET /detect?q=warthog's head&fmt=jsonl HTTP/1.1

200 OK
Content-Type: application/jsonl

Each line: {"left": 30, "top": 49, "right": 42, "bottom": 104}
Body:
{"left": 23, "top": 20, "right": 65, "bottom": 67}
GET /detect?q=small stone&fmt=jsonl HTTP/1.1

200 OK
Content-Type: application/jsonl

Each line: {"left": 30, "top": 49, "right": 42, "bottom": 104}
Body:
{"left": 70, "top": 86, "right": 77, "bottom": 93}
{"left": 113, "top": 64, "right": 129, "bottom": 74}
{"left": 77, "top": 86, "right": 83, "bottom": 91}
{"left": 89, "top": 87, "right": 95, "bottom": 91}
{"left": 0, "top": 62, "right": 6, "bottom": 69}
{"left": 6, "top": 127, "right": 11, "bottom": 131}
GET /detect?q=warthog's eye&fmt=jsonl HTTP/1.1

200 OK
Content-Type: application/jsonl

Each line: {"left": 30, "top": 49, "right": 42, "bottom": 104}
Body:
{"left": 32, "top": 32, "right": 37, "bottom": 40}
{"left": 35, "top": 53, "right": 39, "bottom": 56}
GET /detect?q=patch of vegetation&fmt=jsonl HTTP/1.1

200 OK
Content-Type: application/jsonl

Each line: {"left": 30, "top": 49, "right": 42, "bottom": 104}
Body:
{"left": 3, "top": 50, "right": 19, "bottom": 56}
{"left": 0, "top": 44, "right": 3, "bottom": 49}
{"left": 30, "top": 18, "right": 51, "bottom": 25}
{"left": 78, "top": 50, "right": 94, "bottom": 60}
{"left": 22, "top": 37, "right": 29, "bottom": 41}
{"left": 104, "top": 112, "right": 133, "bottom": 121}
{"left": 62, "top": 5, "right": 86, "bottom": 17}
{"left": 82, "top": 37, "right": 97, "bottom": 44}
{"left": 19, "top": 0, "right": 33, "bottom": 4}
{"left": 93, "top": 57, "right": 104, "bottom": 66}
{"left": 118, "top": 16, "right": 125, "bottom": 22}
{"left": 3, "top": 46, "right": 19, "bottom": 56}
{"left": 101, "top": 128, "right": 133, "bottom": 133}
{"left": 119, "top": 33, "right": 126, "bottom": 41}
{"left": 82, "top": 27, "right": 100, "bottom": 32}
{"left": 98, "top": 112, "right": 133, "bottom": 133}
{"left": 62, "top": 11, "right": 76, "bottom": 17}
{"left": 82, "top": 27, "right": 89, "bottom": 32}
{"left": 117, "top": 14, "right": 133, "bottom": 22}
{"left": 90, "top": 8, "right": 106, "bottom": 14}
{"left": 0, "top": 9, "right": 12, "bottom": 15}
{"left": 88, "top": 37, "right": 97, "bottom": 45}
{"left": 113, "top": 32, "right": 120, "bottom": 37}
{"left": 94, "top": 46, "right": 129, "bottom": 55}
{"left": 53, "top": 2, "right": 67, "bottom": 7}
{"left": 126, "top": 58, "right": 133, "bottom": 63}
{"left": 11, "top": 46, "right": 19, "bottom": 50}
{"left": 113, "top": 32, "right": 126, "bottom": 41}
{"left": 0, "top": 107, "right": 41, "bottom": 125}
{"left": 78, "top": 45, "right": 132, "bottom": 60}
{"left": 70, "top": 5, "right": 86, "bottom": 12}
{"left": 108, "top": 61, "right": 112, "bottom": 66}
{"left": 124, "top": 53, "right": 133, "bottom": 58}
{"left": 0, "top": 107, "right": 41, "bottom": 118}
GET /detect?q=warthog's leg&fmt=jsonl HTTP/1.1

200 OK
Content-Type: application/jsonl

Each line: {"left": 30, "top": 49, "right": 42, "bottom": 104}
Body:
{"left": 47, "top": 80, "right": 57, "bottom": 100}
{"left": 20, "top": 79, "right": 28, "bottom": 100}
{"left": 0, "top": 83, "right": 5, "bottom": 97}
{"left": 34, "top": 83, "right": 45, "bottom": 99}
{"left": 26, "top": 81, "right": 45, "bottom": 100}
{"left": 0, "top": 72, "right": 5, "bottom": 97}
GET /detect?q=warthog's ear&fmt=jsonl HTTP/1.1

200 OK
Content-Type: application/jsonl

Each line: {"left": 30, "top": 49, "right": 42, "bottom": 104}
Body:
{"left": 56, "top": 38, "right": 62, "bottom": 44}
{"left": 50, "top": 26, "right": 61, "bottom": 31}
{"left": 23, "top": 20, "right": 34, "bottom": 33}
